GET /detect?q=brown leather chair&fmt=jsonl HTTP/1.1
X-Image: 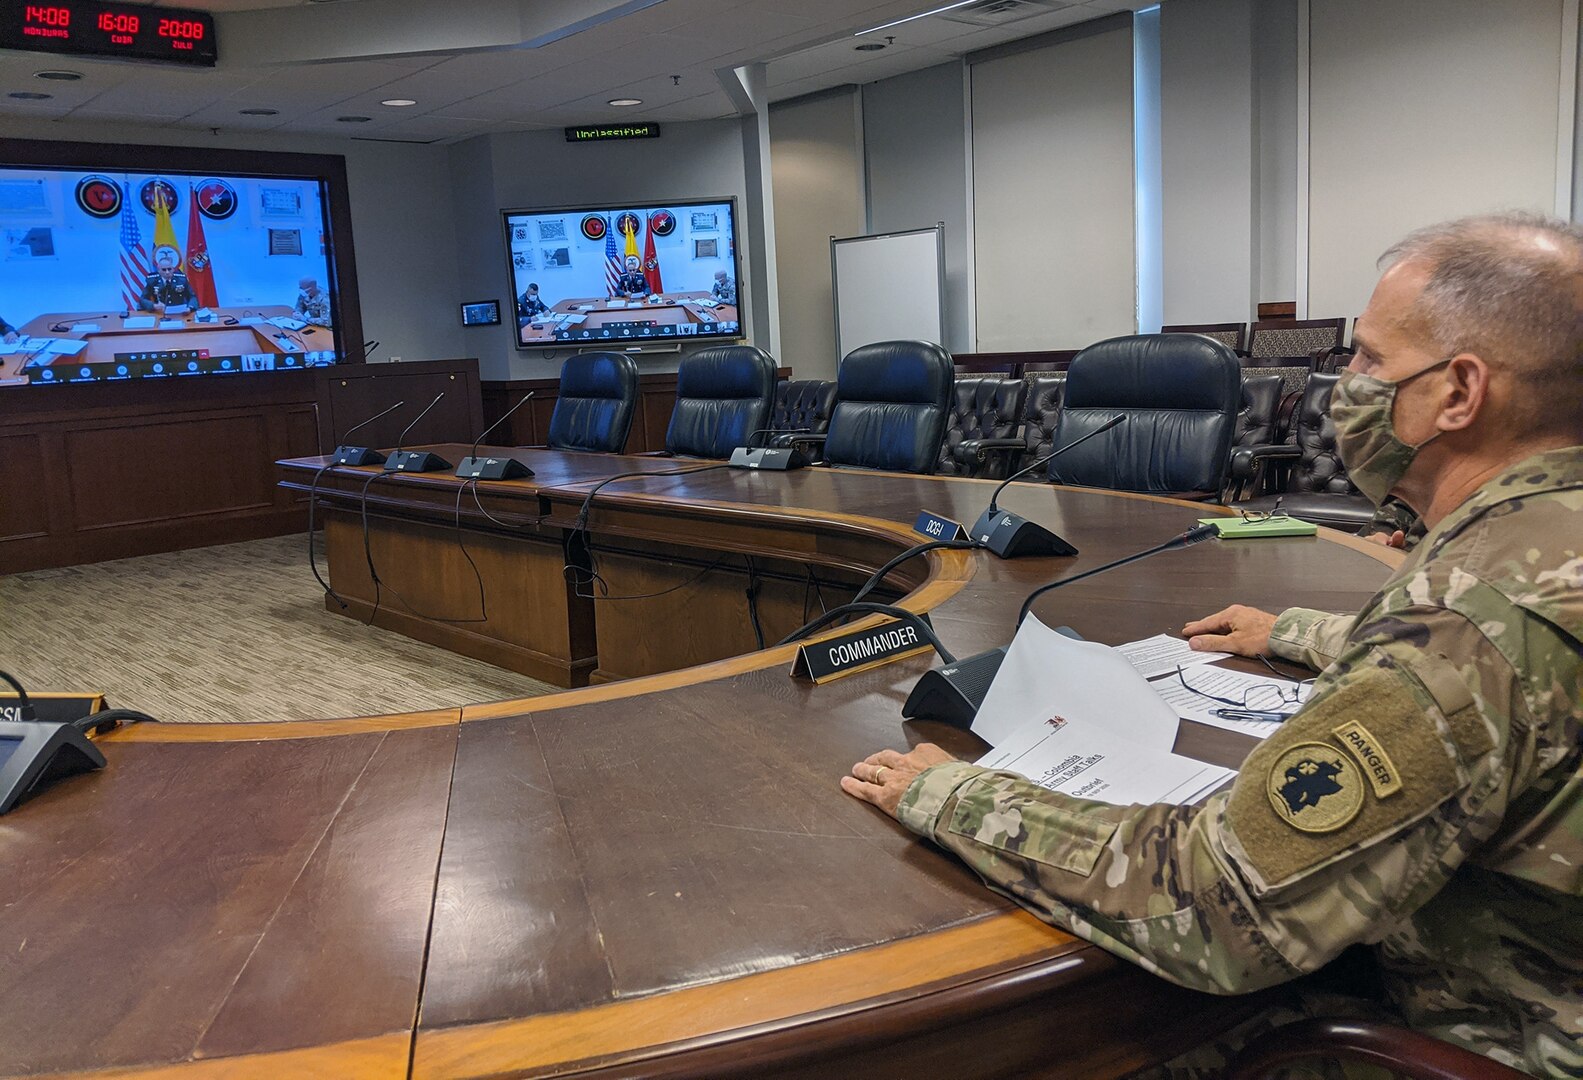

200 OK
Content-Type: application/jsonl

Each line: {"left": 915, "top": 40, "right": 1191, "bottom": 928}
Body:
{"left": 767, "top": 378, "right": 836, "bottom": 448}
{"left": 1229, "top": 1019, "right": 1531, "bottom": 1080}
{"left": 1228, "top": 372, "right": 1375, "bottom": 529}
{"left": 958, "top": 372, "right": 1065, "bottom": 477}
{"left": 937, "top": 376, "right": 1026, "bottom": 478}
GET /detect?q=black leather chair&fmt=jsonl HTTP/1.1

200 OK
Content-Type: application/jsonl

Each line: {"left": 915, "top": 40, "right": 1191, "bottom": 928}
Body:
{"left": 817, "top": 341, "right": 954, "bottom": 474}
{"left": 662, "top": 346, "right": 776, "bottom": 458}
{"left": 937, "top": 377, "right": 1026, "bottom": 478}
{"left": 545, "top": 352, "right": 639, "bottom": 453}
{"left": 1048, "top": 334, "right": 1242, "bottom": 499}
{"left": 1236, "top": 374, "right": 1283, "bottom": 449}
{"left": 768, "top": 379, "right": 836, "bottom": 446}
{"left": 1228, "top": 372, "right": 1375, "bottom": 530}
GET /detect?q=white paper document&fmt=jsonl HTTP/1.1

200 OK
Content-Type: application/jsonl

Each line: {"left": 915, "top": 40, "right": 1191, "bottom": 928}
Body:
{"left": 158, "top": 320, "right": 186, "bottom": 330}
{"left": 0, "top": 339, "right": 22, "bottom": 355}
{"left": 121, "top": 316, "right": 156, "bottom": 329}
{"left": 976, "top": 714, "right": 1233, "bottom": 806}
{"left": 1117, "top": 633, "right": 1231, "bottom": 680}
{"left": 971, "top": 617, "right": 1181, "bottom": 750}
{"left": 268, "top": 315, "right": 308, "bottom": 331}
{"left": 1149, "top": 665, "right": 1312, "bottom": 741}
{"left": 69, "top": 322, "right": 102, "bottom": 333}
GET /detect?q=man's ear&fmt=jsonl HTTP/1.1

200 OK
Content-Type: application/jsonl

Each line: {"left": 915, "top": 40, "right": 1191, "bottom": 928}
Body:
{"left": 1438, "top": 353, "right": 1489, "bottom": 432}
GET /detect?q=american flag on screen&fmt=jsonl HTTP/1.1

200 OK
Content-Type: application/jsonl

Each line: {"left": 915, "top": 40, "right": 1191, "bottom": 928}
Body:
{"left": 118, "top": 182, "right": 150, "bottom": 311}
{"left": 603, "top": 215, "right": 621, "bottom": 297}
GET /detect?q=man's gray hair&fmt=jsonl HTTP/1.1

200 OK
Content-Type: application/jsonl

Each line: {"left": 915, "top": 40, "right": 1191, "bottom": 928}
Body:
{"left": 1380, "top": 211, "right": 1583, "bottom": 437}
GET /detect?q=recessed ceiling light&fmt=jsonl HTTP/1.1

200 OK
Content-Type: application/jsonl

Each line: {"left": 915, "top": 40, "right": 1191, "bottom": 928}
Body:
{"left": 9, "top": 91, "right": 53, "bottom": 100}
{"left": 853, "top": 42, "right": 886, "bottom": 51}
{"left": 608, "top": 98, "right": 643, "bottom": 107}
{"left": 239, "top": 107, "right": 279, "bottom": 116}
{"left": 380, "top": 98, "right": 417, "bottom": 107}
{"left": 337, "top": 115, "right": 372, "bottom": 123}
{"left": 34, "top": 70, "right": 83, "bottom": 81}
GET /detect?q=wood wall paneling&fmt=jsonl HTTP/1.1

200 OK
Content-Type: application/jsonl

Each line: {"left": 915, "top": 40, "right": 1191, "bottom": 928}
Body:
{"left": 320, "top": 359, "right": 485, "bottom": 452}
{"left": 0, "top": 432, "right": 52, "bottom": 543}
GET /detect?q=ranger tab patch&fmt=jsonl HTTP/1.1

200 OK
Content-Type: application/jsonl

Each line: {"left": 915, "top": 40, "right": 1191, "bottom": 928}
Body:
{"left": 1266, "top": 743, "right": 1364, "bottom": 833}
{"left": 1332, "top": 719, "right": 1403, "bottom": 799}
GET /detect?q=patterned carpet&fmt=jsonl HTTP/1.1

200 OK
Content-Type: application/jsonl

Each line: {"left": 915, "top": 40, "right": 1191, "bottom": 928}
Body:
{"left": 0, "top": 534, "right": 556, "bottom": 723}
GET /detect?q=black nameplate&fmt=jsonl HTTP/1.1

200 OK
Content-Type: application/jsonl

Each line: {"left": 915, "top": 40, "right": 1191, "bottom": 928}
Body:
{"left": 1, "top": 692, "right": 106, "bottom": 725}
{"left": 913, "top": 509, "right": 968, "bottom": 541}
{"left": 791, "top": 618, "right": 934, "bottom": 684}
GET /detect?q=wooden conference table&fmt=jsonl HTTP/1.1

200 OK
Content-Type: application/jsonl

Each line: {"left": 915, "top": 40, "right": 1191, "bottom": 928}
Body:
{"left": 521, "top": 292, "right": 740, "bottom": 345}
{"left": 0, "top": 307, "right": 337, "bottom": 385}
{"left": 0, "top": 448, "right": 1399, "bottom": 1079}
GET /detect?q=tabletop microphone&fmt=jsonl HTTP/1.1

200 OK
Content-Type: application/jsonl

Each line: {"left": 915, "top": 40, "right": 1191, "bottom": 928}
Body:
{"left": 360, "top": 339, "right": 381, "bottom": 362}
{"left": 728, "top": 426, "right": 812, "bottom": 471}
{"left": 902, "top": 521, "right": 1219, "bottom": 728}
{"left": 385, "top": 393, "right": 452, "bottom": 473}
{"left": 330, "top": 398, "right": 407, "bottom": 466}
{"left": 457, "top": 392, "right": 536, "bottom": 480}
{"left": 969, "top": 414, "right": 1128, "bottom": 559}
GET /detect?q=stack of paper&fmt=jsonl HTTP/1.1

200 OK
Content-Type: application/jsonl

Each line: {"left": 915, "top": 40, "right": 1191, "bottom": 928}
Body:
{"left": 970, "top": 619, "right": 1235, "bottom": 806}
{"left": 1147, "top": 665, "right": 1309, "bottom": 740}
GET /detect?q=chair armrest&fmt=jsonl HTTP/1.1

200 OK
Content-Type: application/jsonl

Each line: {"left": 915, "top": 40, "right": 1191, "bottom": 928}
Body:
{"left": 1230, "top": 443, "right": 1301, "bottom": 480}
{"left": 954, "top": 436, "right": 1025, "bottom": 464}
{"left": 1229, "top": 1019, "right": 1531, "bottom": 1080}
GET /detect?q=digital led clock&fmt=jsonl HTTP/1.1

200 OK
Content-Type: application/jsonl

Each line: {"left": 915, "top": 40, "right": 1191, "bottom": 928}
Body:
{"left": 0, "top": 1, "right": 217, "bottom": 67}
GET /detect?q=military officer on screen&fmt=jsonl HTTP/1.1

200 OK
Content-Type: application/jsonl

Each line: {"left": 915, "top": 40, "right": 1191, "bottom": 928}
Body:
{"left": 842, "top": 212, "right": 1583, "bottom": 1078}
{"left": 711, "top": 269, "right": 736, "bottom": 305}
{"left": 136, "top": 247, "right": 196, "bottom": 314}
{"left": 615, "top": 254, "right": 649, "bottom": 298}
{"left": 293, "top": 277, "right": 332, "bottom": 327}
{"left": 517, "top": 282, "right": 549, "bottom": 324}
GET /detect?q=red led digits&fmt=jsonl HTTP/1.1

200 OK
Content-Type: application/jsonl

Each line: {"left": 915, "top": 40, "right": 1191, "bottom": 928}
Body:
{"left": 25, "top": 5, "right": 71, "bottom": 26}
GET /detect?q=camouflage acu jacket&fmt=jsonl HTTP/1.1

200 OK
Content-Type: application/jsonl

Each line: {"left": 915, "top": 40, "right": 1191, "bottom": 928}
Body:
{"left": 897, "top": 446, "right": 1583, "bottom": 1077}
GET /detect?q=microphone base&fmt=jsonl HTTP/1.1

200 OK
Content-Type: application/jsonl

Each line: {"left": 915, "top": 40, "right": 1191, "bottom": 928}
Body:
{"left": 386, "top": 450, "right": 452, "bottom": 473}
{"left": 728, "top": 446, "right": 806, "bottom": 471}
{"left": 331, "top": 445, "right": 385, "bottom": 467}
{"left": 902, "top": 647, "right": 1008, "bottom": 728}
{"left": 970, "top": 507, "right": 1078, "bottom": 558}
{"left": 455, "top": 455, "right": 534, "bottom": 480}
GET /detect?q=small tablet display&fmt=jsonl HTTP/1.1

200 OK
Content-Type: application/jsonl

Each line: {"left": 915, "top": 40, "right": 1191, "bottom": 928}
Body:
{"left": 460, "top": 300, "right": 501, "bottom": 326}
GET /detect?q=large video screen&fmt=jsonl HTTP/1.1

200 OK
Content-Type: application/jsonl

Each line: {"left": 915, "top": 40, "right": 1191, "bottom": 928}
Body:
{"left": 503, "top": 197, "right": 741, "bottom": 348}
{"left": 0, "top": 165, "right": 343, "bottom": 387}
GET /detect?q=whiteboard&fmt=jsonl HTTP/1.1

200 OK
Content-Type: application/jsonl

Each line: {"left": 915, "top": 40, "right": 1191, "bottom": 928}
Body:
{"left": 830, "top": 225, "right": 945, "bottom": 361}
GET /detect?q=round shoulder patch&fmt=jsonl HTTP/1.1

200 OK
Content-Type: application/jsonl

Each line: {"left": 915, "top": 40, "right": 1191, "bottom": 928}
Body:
{"left": 1266, "top": 742, "right": 1363, "bottom": 833}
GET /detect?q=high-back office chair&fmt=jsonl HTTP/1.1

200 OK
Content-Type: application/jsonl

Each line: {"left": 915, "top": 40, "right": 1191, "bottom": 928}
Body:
{"left": 769, "top": 379, "right": 836, "bottom": 445}
{"left": 1228, "top": 372, "right": 1374, "bottom": 530}
{"left": 545, "top": 352, "right": 639, "bottom": 453}
{"left": 663, "top": 346, "right": 776, "bottom": 458}
{"left": 818, "top": 340, "right": 954, "bottom": 474}
{"left": 1236, "top": 374, "right": 1283, "bottom": 450}
{"left": 1161, "top": 321, "right": 1247, "bottom": 354}
{"left": 937, "top": 376, "right": 1026, "bottom": 478}
{"left": 1049, "top": 334, "right": 1242, "bottom": 499}
{"left": 1228, "top": 1019, "right": 1531, "bottom": 1080}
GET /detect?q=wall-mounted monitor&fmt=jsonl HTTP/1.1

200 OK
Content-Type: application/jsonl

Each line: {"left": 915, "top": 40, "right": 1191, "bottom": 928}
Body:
{"left": 502, "top": 197, "right": 741, "bottom": 349}
{"left": 0, "top": 139, "right": 361, "bottom": 388}
{"left": 460, "top": 299, "right": 500, "bottom": 326}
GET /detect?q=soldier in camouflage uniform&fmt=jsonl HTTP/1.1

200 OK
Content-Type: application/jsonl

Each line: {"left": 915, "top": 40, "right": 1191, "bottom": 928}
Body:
{"left": 842, "top": 213, "right": 1582, "bottom": 1078}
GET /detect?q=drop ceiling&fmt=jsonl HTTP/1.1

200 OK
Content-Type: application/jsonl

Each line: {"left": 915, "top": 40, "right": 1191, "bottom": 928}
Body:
{"left": 0, "top": 0, "right": 1158, "bottom": 143}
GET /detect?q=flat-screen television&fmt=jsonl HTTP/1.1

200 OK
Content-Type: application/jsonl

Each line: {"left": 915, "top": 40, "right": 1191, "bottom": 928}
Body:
{"left": 0, "top": 140, "right": 359, "bottom": 388}
{"left": 503, "top": 197, "right": 741, "bottom": 348}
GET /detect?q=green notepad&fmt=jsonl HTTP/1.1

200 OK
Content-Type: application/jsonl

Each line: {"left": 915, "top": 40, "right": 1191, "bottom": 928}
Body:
{"left": 1200, "top": 515, "right": 1319, "bottom": 539}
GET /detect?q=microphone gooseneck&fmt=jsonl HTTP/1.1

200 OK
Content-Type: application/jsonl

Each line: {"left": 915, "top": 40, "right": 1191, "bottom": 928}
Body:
{"left": 988, "top": 414, "right": 1127, "bottom": 512}
{"left": 335, "top": 398, "right": 406, "bottom": 446}
{"left": 471, "top": 391, "right": 535, "bottom": 460}
{"left": 391, "top": 393, "right": 445, "bottom": 455}
{"left": 1016, "top": 522, "right": 1219, "bottom": 627}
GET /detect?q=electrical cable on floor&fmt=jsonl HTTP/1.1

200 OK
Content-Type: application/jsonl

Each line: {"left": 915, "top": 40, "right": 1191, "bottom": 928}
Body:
{"left": 356, "top": 468, "right": 489, "bottom": 626}
{"left": 744, "top": 555, "right": 765, "bottom": 649}
{"left": 305, "top": 462, "right": 350, "bottom": 611}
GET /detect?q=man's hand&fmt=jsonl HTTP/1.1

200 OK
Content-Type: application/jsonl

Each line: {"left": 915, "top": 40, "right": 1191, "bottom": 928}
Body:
{"left": 1363, "top": 530, "right": 1407, "bottom": 549}
{"left": 2, "top": 330, "right": 16, "bottom": 344}
{"left": 1181, "top": 604, "right": 1279, "bottom": 657}
{"left": 152, "top": 303, "right": 166, "bottom": 316}
{"left": 841, "top": 743, "right": 956, "bottom": 816}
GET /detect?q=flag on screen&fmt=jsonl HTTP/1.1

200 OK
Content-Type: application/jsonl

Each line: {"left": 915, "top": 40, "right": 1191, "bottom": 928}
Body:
{"left": 152, "top": 188, "right": 179, "bottom": 258}
{"left": 117, "top": 183, "right": 150, "bottom": 311}
{"left": 623, "top": 215, "right": 639, "bottom": 261}
{"left": 603, "top": 215, "right": 621, "bottom": 297}
{"left": 642, "top": 219, "right": 663, "bottom": 294}
{"left": 184, "top": 185, "right": 218, "bottom": 307}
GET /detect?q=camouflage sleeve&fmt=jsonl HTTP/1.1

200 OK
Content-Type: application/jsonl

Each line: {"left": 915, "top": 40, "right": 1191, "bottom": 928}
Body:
{"left": 1266, "top": 607, "right": 1354, "bottom": 669}
{"left": 895, "top": 605, "right": 1518, "bottom": 996}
